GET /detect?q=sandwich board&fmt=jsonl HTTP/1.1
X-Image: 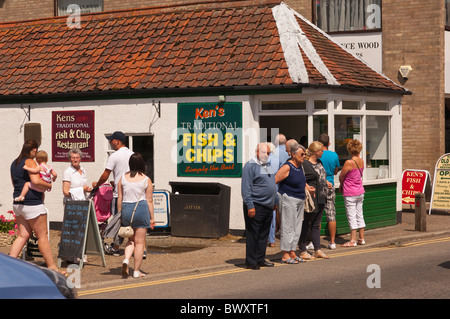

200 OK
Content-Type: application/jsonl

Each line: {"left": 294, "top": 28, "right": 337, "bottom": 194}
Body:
{"left": 57, "top": 200, "right": 106, "bottom": 269}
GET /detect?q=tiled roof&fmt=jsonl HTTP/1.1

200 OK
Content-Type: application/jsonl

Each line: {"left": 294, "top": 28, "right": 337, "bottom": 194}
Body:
{"left": 0, "top": 0, "right": 407, "bottom": 100}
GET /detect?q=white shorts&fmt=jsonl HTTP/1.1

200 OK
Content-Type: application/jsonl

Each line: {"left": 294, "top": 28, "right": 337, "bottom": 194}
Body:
{"left": 13, "top": 204, "right": 47, "bottom": 220}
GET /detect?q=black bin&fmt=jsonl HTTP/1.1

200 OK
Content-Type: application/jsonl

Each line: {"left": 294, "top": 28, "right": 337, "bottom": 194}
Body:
{"left": 169, "top": 182, "right": 231, "bottom": 238}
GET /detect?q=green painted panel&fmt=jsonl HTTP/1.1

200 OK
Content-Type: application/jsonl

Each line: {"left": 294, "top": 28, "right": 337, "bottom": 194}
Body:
{"left": 320, "top": 183, "right": 397, "bottom": 236}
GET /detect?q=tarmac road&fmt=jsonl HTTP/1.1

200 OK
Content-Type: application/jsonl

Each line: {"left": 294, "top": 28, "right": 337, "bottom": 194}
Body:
{"left": 77, "top": 235, "right": 450, "bottom": 299}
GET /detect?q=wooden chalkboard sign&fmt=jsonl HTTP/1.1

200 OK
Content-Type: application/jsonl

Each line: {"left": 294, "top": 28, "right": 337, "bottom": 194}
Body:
{"left": 57, "top": 200, "right": 106, "bottom": 269}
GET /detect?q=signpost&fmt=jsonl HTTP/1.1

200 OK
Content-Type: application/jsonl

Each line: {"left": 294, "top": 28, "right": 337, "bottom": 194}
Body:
{"left": 57, "top": 200, "right": 105, "bottom": 269}
{"left": 401, "top": 170, "right": 430, "bottom": 205}
{"left": 429, "top": 153, "right": 450, "bottom": 214}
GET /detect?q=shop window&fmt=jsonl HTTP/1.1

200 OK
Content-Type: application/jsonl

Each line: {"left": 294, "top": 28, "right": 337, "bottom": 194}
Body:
{"left": 334, "top": 115, "right": 361, "bottom": 166}
{"left": 313, "top": 115, "right": 328, "bottom": 141}
{"left": 366, "top": 101, "right": 389, "bottom": 110}
{"left": 56, "top": 0, "right": 103, "bottom": 16}
{"left": 315, "top": 0, "right": 381, "bottom": 33}
{"left": 261, "top": 101, "right": 306, "bottom": 110}
{"left": 366, "top": 116, "right": 389, "bottom": 180}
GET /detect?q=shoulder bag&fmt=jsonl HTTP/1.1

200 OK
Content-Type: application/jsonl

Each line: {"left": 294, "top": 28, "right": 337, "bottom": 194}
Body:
{"left": 118, "top": 186, "right": 146, "bottom": 239}
{"left": 301, "top": 164, "right": 315, "bottom": 213}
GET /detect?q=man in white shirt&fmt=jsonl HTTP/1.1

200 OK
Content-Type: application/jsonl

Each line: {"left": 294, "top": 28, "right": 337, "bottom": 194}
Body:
{"left": 93, "top": 131, "right": 134, "bottom": 255}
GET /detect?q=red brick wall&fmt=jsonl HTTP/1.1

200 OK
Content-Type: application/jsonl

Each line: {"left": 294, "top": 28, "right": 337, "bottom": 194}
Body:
{"left": 383, "top": 0, "right": 445, "bottom": 176}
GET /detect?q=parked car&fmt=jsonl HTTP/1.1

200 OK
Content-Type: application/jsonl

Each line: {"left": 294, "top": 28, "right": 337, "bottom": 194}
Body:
{"left": 0, "top": 252, "right": 76, "bottom": 299}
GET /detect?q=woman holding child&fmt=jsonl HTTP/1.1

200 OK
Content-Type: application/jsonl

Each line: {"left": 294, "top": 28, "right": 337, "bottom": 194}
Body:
{"left": 9, "top": 140, "right": 61, "bottom": 273}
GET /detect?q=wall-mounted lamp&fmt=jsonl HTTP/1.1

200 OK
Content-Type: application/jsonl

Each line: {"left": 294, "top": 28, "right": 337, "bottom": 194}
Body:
{"left": 218, "top": 95, "right": 226, "bottom": 102}
{"left": 399, "top": 65, "right": 413, "bottom": 80}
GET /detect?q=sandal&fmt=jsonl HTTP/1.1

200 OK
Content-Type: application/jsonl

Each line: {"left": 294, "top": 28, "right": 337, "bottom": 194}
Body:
{"left": 314, "top": 250, "right": 329, "bottom": 259}
{"left": 341, "top": 241, "right": 357, "bottom": 247}
{"left": 357, "top": 239, "right": 366, "bottom": 245}
{"left": 294, "top": 256, "right": 306, "bottom": 263}
{"left": 299, "top": 252, "right": 315, "bottom": 260}
{"left": 281, "top": 258, "right": 299, "bottom": 264}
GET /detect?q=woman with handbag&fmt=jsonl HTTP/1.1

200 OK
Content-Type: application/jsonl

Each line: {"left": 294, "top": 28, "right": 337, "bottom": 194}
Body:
{"left": 275, "top": 141, "right": 314, "bottom": 264}
{"left": 300, "top": 141, "right": 332, "bottom": 259}
{"left": 339, "top": 139, "right": 366, "bottom": 247}
{"left": 117, "top": 153, "right": 155, "bottom": 278}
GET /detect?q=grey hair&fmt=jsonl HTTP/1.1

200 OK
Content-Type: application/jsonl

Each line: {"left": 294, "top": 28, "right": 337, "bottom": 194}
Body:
{"left": 68, "top": 148, "right": 83, "bottom": 159}
{"left": 290, "top": 141, "right": 305, "bottom": 155}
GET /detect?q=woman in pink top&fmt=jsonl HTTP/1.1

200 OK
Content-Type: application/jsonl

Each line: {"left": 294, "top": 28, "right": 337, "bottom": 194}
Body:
{"left": 339, "top": 139, "right": 366, "bottom": 247}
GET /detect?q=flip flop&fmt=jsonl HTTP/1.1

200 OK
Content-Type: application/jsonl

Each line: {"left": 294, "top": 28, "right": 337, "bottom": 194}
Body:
{"left": 281, "top": 258, "right": 299, "bottom": 264}
{"left": 294, "top": 256, "right": 306, "bottom": 263}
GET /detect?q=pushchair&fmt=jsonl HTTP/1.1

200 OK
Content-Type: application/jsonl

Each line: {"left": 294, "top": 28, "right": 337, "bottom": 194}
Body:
{"left": 90, "top": 183, "right": 113, "bottom": 241}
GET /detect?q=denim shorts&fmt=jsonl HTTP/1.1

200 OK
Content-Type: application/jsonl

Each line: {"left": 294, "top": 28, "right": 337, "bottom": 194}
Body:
{"left": 121, "top": 200, "right": 150, "bottom": 228}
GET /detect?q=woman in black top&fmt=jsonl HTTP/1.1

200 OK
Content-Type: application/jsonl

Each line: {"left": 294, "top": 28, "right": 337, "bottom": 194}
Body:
{"left": 9, "top": 140, "right": 60, "bottom": 273}
{"left": 299, "top": 141, "right": 332, "bottom": 260}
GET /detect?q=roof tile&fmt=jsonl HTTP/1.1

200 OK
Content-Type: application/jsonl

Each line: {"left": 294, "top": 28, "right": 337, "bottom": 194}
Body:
{"left": 0, "top": 1, "right": 406, "bottom": 98}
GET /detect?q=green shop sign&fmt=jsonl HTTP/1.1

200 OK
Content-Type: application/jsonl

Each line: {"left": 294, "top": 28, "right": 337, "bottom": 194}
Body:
{"left": 177, "top": 102, "right": 242, "bottom": 177}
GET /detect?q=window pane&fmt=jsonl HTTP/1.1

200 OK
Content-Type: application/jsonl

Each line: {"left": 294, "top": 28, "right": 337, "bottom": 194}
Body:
{"left": 313, "top": 115, "right": 328, "bottom": 141}
{"left": 314, "top": 100, "right": 327, "bottom": 110}
{"left": 57, "top": 0, "right": 103, "bottom": 16}
{"left": 316, "top": 0, "right": 382, "bottom": 32}
{"left": 342, "top": 101, "right": 359, "bottom": 110}
{"left": 366, "top": 101, "right": 389, "bottom": 110}
{"left": 261, "top": 101, "right": 306, "bottom": 110}
{"left": 335, "top": 115, "right": 361, "bottom": 166}
{"left": 366, "top": 116, "right": 390, "bottom": 180}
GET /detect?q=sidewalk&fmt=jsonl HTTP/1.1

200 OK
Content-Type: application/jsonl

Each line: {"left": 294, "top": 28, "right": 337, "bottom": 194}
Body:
{"left": 2, "top": 207, "right": 450, "bottom": 289}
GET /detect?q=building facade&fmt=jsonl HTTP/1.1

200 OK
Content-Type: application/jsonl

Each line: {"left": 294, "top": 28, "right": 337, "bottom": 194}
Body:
{"left": 0, "top": 0, "right": 409, "bottom": 234}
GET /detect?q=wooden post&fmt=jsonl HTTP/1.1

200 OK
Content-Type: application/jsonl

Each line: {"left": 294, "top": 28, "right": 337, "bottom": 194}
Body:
{"left": 415, "top": 192, "right": 427, "bottom": 232}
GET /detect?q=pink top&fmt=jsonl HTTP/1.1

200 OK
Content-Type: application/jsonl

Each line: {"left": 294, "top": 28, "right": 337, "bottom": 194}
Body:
{"left": 342, "top": 168, "right": 365, "bottom": 197}
{"left": 39, "top": 163, "right": 53, "bottom": 183}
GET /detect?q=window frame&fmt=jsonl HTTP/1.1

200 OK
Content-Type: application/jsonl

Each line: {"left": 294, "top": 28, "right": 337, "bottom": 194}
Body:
{"left": 312, "top": 0, "right": 383, "bottom": 34}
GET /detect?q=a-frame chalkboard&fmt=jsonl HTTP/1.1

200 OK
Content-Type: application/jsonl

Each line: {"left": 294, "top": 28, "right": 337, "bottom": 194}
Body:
{"left": 57, "top": 200, "right": 106, "bottom": 269}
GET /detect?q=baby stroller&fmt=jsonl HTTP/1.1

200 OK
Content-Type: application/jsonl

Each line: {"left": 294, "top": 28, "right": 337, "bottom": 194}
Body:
{"left": 90, "top": 183, "right": 113, "bottom": 241}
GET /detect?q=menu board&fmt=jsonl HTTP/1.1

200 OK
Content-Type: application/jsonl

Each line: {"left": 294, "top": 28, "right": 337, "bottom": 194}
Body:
{"left": 430, "top": 154, "right": 450, "bottom": 213}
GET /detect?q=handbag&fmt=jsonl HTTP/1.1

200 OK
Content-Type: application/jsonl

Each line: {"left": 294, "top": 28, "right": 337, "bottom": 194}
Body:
{"left": 118, "top": 187, "right": 145, "bottom": 238}
{"left": 302, "top": 164, "right": 315, "bottom": 213}
{"left": 304, "top": 188, "right": 315, "bottom": 213}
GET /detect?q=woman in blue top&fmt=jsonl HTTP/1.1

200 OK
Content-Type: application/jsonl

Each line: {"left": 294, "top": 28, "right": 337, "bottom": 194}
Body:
{"left": 9, "top": 140, "right": 60, "bottom": 273}
{"left": 276, "top": 141, "right": 314, "bottom": 264}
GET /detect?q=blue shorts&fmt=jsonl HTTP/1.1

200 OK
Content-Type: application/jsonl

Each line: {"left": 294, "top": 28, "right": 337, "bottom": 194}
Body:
{"left": 121, "top": 200, "right": 150, "bottom": 229}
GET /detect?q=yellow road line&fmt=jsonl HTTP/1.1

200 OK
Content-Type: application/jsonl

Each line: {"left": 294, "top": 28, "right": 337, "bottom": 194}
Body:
{"left": 78, "top": 236, "right": 450, "bottom": 297}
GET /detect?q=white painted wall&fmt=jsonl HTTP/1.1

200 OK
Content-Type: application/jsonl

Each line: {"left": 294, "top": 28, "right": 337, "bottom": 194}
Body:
{"left": 0, "top": 95, "right": 260, "bottom": 231}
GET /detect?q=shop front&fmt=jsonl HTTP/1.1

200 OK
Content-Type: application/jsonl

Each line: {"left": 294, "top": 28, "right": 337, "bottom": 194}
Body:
{"left": 0, "top": 1, "right": 409, "bottom": 234}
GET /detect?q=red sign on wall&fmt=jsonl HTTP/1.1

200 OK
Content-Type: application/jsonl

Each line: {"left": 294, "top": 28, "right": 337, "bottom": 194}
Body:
{"left": 401, "top": 170, "right": 429, "bottom": 204}
{"left": 52, "top": 111, "right": 95, "bottom": 162}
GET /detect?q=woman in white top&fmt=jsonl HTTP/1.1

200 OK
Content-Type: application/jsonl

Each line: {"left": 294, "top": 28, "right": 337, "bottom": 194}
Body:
{"left": 118, "top": 153, "right": 155, "bottom": 278}
{"left": 62, "top": 148, "right": 92, "bottom": 202}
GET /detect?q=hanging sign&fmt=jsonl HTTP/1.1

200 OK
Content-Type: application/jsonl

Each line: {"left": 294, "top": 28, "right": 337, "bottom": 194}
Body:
{"left": 401, "top": 170, "right": 430, "bottom": 204}
{"left": 52, "top": 110, "right": 95, "bottom": 162}
{"left": 177, "top": 102, "right": 242, "bottom": 177}
{"left": 430, "top": 154, "right": 450, "bottom": 214}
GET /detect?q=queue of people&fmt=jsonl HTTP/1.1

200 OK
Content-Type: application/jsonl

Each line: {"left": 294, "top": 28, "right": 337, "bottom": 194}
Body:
{"left": 9, "top": 131, "right": 365, "bottom": 276}
{"left": 242, "top": 134, "right": 366, "bottom": 269}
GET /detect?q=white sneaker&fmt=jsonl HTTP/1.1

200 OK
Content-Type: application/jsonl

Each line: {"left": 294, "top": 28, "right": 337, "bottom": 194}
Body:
{"left": 306, "top": 241, "right": 314, "bottom": 250}
{"left": 328, "top": 242, "right": 336, "bottom": 250}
